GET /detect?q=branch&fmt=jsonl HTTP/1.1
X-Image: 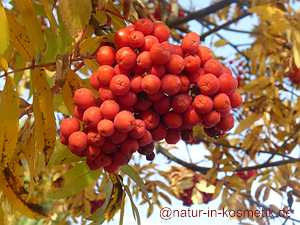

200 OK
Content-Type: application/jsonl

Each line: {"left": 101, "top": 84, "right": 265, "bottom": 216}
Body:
{"left": 156, "top": 144, "right": 300, "bottom": 174}
{"left": 200, "top": 12, "right": 251, "bottom": 40}
{"left": 168, "top": 0, "right": 239, "bottom": 27}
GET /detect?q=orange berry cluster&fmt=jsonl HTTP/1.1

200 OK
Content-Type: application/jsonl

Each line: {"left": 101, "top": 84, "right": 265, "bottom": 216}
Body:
{"left": 59, "top": 19, "right": 242, "bottom": 173}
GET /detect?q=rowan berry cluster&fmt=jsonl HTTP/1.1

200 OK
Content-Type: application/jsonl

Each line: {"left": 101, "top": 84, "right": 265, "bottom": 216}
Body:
{"left": 59, "top": 19, "right": 242, "bottom": 173}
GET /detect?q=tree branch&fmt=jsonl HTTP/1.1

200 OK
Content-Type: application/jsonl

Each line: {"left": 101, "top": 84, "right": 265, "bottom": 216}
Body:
{"left": 156, "top": 144, "right": 300, "bottom": 174}
{"left": 200, "top": 12, "right": 251, "bottom": 40}
{"left": 168, "top": 0, "right": 239, "bottom": 27}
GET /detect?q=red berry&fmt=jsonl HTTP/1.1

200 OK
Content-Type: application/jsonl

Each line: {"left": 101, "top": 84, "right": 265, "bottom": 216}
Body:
{"left": 141, "top": 74, "right": 161, "bottom": 95}
{"left": 114, "top": 111, "right": 135, "bottom": 133}
{"left": 184, "top": 55, "right": 201, "bottom": 73}
{"left": 100, "top": 100, "right": 120, "bottom": 120}
{"left": 83, "top": 106, "right": 102, "bottom": 128}
{"left": 143, "top": 35, "right": 159, "bottom": 51}
{"left": 204, "top": 59, "right": 223, "bottom": 77}
{"left": 193, "top": 95, "right": 213, "bottom": 114}
{"left": 165, "top": 129, "right": 181, "bottom": 144}
{"left": 73, "top": 88, "right": 96, "bottom": 110}
{"left": 141, "top": 110, "right": 160, "bottom": 130}
{"left": 163, "top": 112, "right": 183, "bottom": 129}
{"left": 137, "top": 51, "right": 152, "bottom": 69}
{"left": 128, "top": 30, "right": 145, "bottom": 48}
{"left": 109, "top": 74, "right": 130, "bottom": 96}
{"left": 166, "top": 54, "right": 185, "bottom": 74}
{"left": 151, "top": 124, "right": 167, "bottom": 141}
{"left": 171, "top": 94, "right": 192, "bottom": 113}
{"left": 134, "top": 18, "right": 154, "bottom": 35}
{"left": 202, "top": 111, "right": 221, "bottom": 128}
{"left": 96, "top": 65, "right": 115, "bottom": 87}
{"left": 96, "top": 46, "right": 115, "bottom": 66}
{"left": 161, "top": 74, "right": 182, "bottom": 96}
{"left": 216, "top": 113, "right": 234, "bottom": 131}
{"left": 116, "top": 47, "right": 137, "bottom": 70}
{"left": 153, "top": 23, "right": 170, "bottom": 42}
{"left": 150, "top": 43, "right": 171, "bottom": 65}
{"left": 129, "top": 119, "right": 147, "bottom": 139}
{"left": 68, "top": 131, "right": 87, "bottom": 156}
{"left": 114, "top": 26, "right": 134, "bottom": 47}
{"left": 213, "top": 93, "right": 232, "bottom": 114}
{"left": 98, "top": 88, "right": 114, "bottom": 101}
{"left": 229, "top": 91, "right": 242, "bottom": 108}
{"left": 60, "top": 117, "right": 80, "bottom": 138}
{"left": 197, "top": 73, "right": 220, "bottom": 96}
{"left": 181, "top": 32, "right": 200, "bottom": 54}
{"left": 97, "top": 119, "right": 115, "bottom": 137}
{"left": 218, "top": 73, "right": 238, "bottom": 95}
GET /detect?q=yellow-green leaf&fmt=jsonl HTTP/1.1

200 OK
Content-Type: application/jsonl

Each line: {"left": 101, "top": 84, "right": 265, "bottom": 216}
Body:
{"left": 214, "top": 39, "right": 228, "bottom": 47}
{"left": 58, "top": 0, "right": 92, "bottom": 37}
{"left": 14, "top": 0, "right": 44, "bottom": 55}
{"left": 48, "top": 162, "right": 100, "bottom": 199}
{"left": 0, "top": 4, "right": 9, "bottom": 55}
{"left": 235, "top": 113, "right": 261, "bottom": 134}
{"left": 0, "top": 77, "right": 19, "bottom": 166}
{"left": 31, "top": 68, "right": 56, "bottom": 165}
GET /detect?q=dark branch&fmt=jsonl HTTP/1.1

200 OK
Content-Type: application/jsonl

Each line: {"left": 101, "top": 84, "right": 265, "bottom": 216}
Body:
{"left": 200, "top": 12, "right": 251, "bottom": 40}
{"left": 156, "top": 144, "right": 300, "bottom": 174}
{"left": 168, "top": 0, "right": 239, "bottom": 27}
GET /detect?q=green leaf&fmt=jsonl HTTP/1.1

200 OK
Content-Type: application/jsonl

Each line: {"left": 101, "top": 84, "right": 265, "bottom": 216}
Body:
{"left": 0, "top": 4, "right": 9, "bottom": 55}
{"left": 124, "top": 185, "right": 141, "bottom": 225}
{"left": 235, "top": 113, "right": 261, "bottom": 134}
{"left": 48, "top": 140, "right": 82, "bottom": 166}
{"left": 214, "top": 39, "right": 228, "bottom": 47}
{"left": 89, "top": 175, "right": 113, "bottom": 222}
{"left": 58, "top": 0, "right": 92, "bottom": 37}
{"left": 121, "top": 165, "right": 151, "bottom": 203}
{"left": 48, "top": 162, "right": 101, "bottom": 199}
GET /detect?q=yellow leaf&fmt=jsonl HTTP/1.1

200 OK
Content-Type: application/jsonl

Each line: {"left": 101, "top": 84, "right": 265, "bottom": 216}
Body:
{"left": 14, "top": 0, "right": 44, "bottom": 54}
{"left": 6, "top": 12, "right": 33, "bottom": 60}
{"left": 292, "top": 30, "right": 300, "bottom": 68}
{"left": 62, "top": 70, "right": 86, "bottom": 113}
{"left": 235, "top": 113, "right": 261, "bottom": 134}
{"left": 0, "top": 77, "right": 19, "bottom": 167}
{"left": 41, "top": 0, "right": 58, "bottom": 31}
{"left": 214, "top": 39, "right": 228, "bottom": 47}
{"left": 58, "top": 0, "right": 92, "bottom": 37}
{"left": 195, "top": 180, "right": 216, "bottom": 194}
{"left": 0, "top": 57, "right": 8, "bottom": 71}
{"left": 0, "top": 4, "right": 9, "bottom": 55}
{"left": 31, "top": 68, "right": 56, "bottom": 165}
{"left": 0, "top": 170, "right": 45, "bottom": 219}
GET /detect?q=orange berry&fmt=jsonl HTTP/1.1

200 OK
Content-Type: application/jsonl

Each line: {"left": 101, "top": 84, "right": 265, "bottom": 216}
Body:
{"left": 184, "top": 107, "right": 201, "bottom": 126}
{"left": 181, "top": 32, "right": 200, "bottom": 54}
{"left": 165, "top": 129, "right": 181, "bottom": 144}
{"left": 100, "top": 100, "right": 120, "bottom": 120}
{"left": 68, "top": 131, "right": 87, "bottom": 156}
{"left": 213, "top": 93, "right": 232, "bottom": 114}
{"left": 110, "top": 131, "right": 128, "bottom": 145}
{"left": 141, "top": 74, "right": 161, "bottom": 95}
{"left": 114, "top": 26, "right": 134, "bottom": 47}
{"left": 89, "top": 72, "right": 100, "bottom": 90}
{"left": 87, "top": 131, "right": 105, "bottom": 147}
{"left": 229, "top": 90, "right": 242, "bottom": 108}
{"left": 137, "top": 51, "right": 152, "bottom": 69}
{"left": 109, "top": 74, "right": 130, "bottom": 96}
{"left": 161, "top": 74, "right": 182, "bottom": 96}
{"left": 98, "top": 87, "right": 114, "bottom": 101}
{"left": 150, "top": 65, "right": 166, "bottom": 77}
{"left": 153, "top": 23, "right": 170, "bottom": 42}
{"left": 114, "top": 111, "right": 135, "bottom": 133}
{"left": 163, "top": 112, "right": 183, "bottom": 129}
{"left": 96, "top": 46, "right": 115, "bottom": 66}
{"left": 96, "top": 65, "right": 115, "bottom": 87}
{"left": 60, "top": 117, "right": 80, "bottom": 138}
{"left": 130, "top": 75, "right": 143, "bottom": 93}
{"left": 150, "top": 43, "right": 171, "bottom": 65}
{"left": 197, "top": 73, "right": 220, "bottom": 96}
{"left": 128, "top": 30, "right": 145, "bottom": 48}
{"left": 117, "top": 91, "right": 137, "bottom": 107}
{"left": 139, "top": 130, "right": 153, "bottom": 146}
{"left": 202, "top": 111, "right": 221, "bottom": 128}
{"left": 83, "top": 106, "right": 102, "bottom": 128}
{"left": 134, "top": 18, "right": 154, "bottom": 35}
{"left": 189, "top": 68, "right": 205, "bottom": 83}
{"left": 143, "top": 35, "right": 159, "bottom": 51}
{"left": 218, "top": 73, "right": 238, "bottom": 95}
{"left": 73, "top": 106, "right": 84, "bottom": 120}
{"left": 97, "top": 119, "right": 115, "bottom": 137}
{"left": 193, "top": 94, "right": 213, "bottom": 114}
{"left": 179, "top": 75, "right": 190, "bottom": 93}
{"left": 204, "top": 59, "right": 223, "bottom": 77}
{"left": 129, "top": 119, "right": 146, "bottom": 139}
{"left": 116, "top": 47, "right": 137, "bottom": 70}
{"left": 151, "top": 124, "right": 167, "bottom": 141}
{"left": 166, "top": 54, "right": 185, "bottom": 74}
{"left": 198, "top": 45, "right": 213, "bottom": 64}
{"left": 216, "top": 114, "right": 234, "bottom": 131}
{"left": 141, "top": 110, "right": 160, "bottom": 130}
{"left": 184, "top": 55, "right": 201, "bottom": 73}
{"left": 171, "top": 94, "right": 192, "bottom": 113}
{"left": 153, "top": 96, "right": 170, "bottom": 114}
{"left": 73, "top": 88, "right": 96, "bottom": 110}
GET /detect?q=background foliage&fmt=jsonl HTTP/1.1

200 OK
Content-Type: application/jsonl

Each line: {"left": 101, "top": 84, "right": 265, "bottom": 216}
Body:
{"left": 1, "top": 0, "right": 300, "bottom": 224}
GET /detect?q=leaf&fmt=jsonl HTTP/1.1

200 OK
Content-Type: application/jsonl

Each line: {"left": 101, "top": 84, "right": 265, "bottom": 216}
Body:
{"left": 214, "top": 39, "right": 228, "bottom": 47}
{"left": 0, "top": 3, "right": 9, "bottom": 55}
{"left": 62, "top": 70, "right": 87, "bottom": 113}
{"left": 79, "top": 36, "right": 103, "bottom": 56}
{"left": 124, "top": 185, "right": 141, "bottom": 225}
{"left": 0, "top": 77, "right": 19, "bottom": 166}
{"left": 6, "top": 12, "right": 33, "bottom": 60}
{"left": 48, "top": 162, "right": 100, "bottom": 199}
{"left": 121, "top": 165, "right": 151, "bottom": 203}
{"left": 0, "top": 57, "right": 8, "bottom": 71}
{"left": 48, "top": 139, "right": 82, "bottom": 166}
{"left": 234, "top": 113, "right": 261, "bottom": 134}
{"left": 41, "top": 0, "right": 58, "bottom": 31}
{"left": 14, "top": 0, "right": 44, "bottom": 54}
{"left": 292, "top": 30, "right": 300, "bottom": 68}
{"left": 31, "top": 68, "right": 56, "bottom": 165}
{"left": 0, "top": 170, "right": 45, "bottom": 219}
{"left": 195, "top": 180, "right": 216, "bottom": 194}
{"left": 58, "top": 0, "right": 92, "bottom": 37}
